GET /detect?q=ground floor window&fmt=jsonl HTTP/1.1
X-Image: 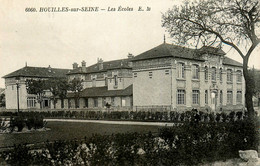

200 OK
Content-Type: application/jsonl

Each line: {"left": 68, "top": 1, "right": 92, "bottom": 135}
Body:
{"left": 177, "top": 90, "right": 185, "bottom": 105}
{"left": 192, "top": 90, "right": 199, "bottom": 105}
{"left": 94, "top": 98, "right": 98, "bottom": 107}
{"left": 205, "top": 90, "right": 208, "bottom": 104}
{"left": 227, "top": 91, "right": 233, "bottom": 104}
{"left": 122, "top": 97, "right": 126, "bottom": 106}
{"left": 220, "top": 90, "right": 223, "bottom": 105}
{"left": 43, "top": 99, "right": 50, "bottom": 108}
{"left": 27, "top": 97, "right": 36, "bottom": 108}
{"left": 236, "top": 91, "right": 242, "bottom": 104}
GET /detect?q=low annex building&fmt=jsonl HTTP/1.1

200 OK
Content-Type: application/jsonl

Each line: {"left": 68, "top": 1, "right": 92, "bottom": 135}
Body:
{"left": 2, "top": 43, "right": 245, "bottom": 111}
{"left": 2, "top": 65, "right": 70, "bottom": 110}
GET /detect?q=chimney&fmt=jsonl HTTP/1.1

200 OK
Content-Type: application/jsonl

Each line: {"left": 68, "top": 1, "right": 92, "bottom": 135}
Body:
{"left": 48, "top": 65, "right": 52, "bottom": 72}
{"left": 127, "top": 53, "right": 134, "bottom": 67}
{"left": 72, "top": 62, "right": 78, "bottom": 69}
{"left": 97, "top": 58, "right": 103, "bottom": 70}
{"left": 127, "top": 53, "right": 134, "bottom": 59}
{"left": 82, "top": 60, "right": 86, "bottom": 72}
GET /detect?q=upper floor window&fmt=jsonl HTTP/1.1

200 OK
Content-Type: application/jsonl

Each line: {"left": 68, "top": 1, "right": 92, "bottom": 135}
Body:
{"left": 133, "top": 73, "right": 137, "bottom": 78}
{"left": 205, "top": 66, "right": 208, "bottom": 81}
{"left": 165, "top": 70, "right": 170, "bottom": 75}
{"left": 219, "top": 68, "right": 223, "bottom": 82}
{"left": 236, "top": 70, "right": 242, "bottom": 83}
{"left": 192, "top": 64, "right": 199, "bottom": 79}
{"left": 177, "top": 62, "right": 185, "bottom": 79}
{"left": 105, "top": 77, "right": 108, "bottom": 86}
{"left": 149, "top": 72, "right": 153, "bottom": 78}
{"left": 114, "top": 75, "right": 118, "bottom": 86}
{"left": 211, "top": 67, "right": 216, "bottom": 81}
{"left": 92, "top": 78, "right": 96, "bottom": 87}
{"left": 227, "top": 69, "right": 233, "bottom": 82}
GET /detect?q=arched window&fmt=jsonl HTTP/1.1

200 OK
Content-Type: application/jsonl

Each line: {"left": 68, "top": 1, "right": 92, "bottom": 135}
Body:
{"left": 177, "top": 62, "right": 185, "bottom": 79}
{"left": 204, "top": 66, "right": 208, "bottom": 81}
{"left": 236, "top": 70, "right": 242, "bottom": 83}
{"left": 227, "top": 69, "right": 233, "bottom": 82}
{"left": 192, "top": 64, "right": 199, "bottom": 79}
{"left": 211, "top": 67, "right": 216, "bottom": 81}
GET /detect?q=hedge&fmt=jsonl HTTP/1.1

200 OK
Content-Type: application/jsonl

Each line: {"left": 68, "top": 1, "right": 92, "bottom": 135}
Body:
{"left": 0, "top": 112, "right": 258, "bottom": 165}
{"left": 0, "top": 110, "right": 249, "bottom": 123}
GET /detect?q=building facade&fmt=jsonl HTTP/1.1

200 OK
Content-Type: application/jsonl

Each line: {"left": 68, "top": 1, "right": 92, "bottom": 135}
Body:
{"left": 132, "top": 43, "right": 245, "bottom": 111}
{"left": 66, "top": 55, "right": 133, "bottom": 109}
{"left": 2, "top": 65, "right": 70, "bottom": 110}
{"left": 2, "top": 43, "right": 245, "bottom": 111}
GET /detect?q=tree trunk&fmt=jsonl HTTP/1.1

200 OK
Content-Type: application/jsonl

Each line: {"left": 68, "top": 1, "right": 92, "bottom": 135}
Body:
{"left": 243, "top": 58, "right": 255, "bottom": 119}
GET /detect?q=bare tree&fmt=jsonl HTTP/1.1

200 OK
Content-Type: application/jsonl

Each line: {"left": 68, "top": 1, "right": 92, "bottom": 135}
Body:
{"left": 46, "top": 78, "right": 69, "bottom": 109}
{"left": 69, "top": 78, "right": 83, "bottom": 109}
{"left": 162, "top": 0, "right": 260, "bottom": 119}
{"left": 26, "top": 79, "right": 46, "bottom": 109}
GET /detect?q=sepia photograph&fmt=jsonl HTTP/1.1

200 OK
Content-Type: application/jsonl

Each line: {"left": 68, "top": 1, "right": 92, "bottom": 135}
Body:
{"left": 0, "top": 0, "right": 260, "bottom": 165}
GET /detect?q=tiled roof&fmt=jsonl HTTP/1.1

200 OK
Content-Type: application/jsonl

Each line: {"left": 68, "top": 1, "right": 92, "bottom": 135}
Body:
{"left": 199, "top": 46, "right": 226, "bottom": 55}
{"left": 68, "top": 59, "right": 132, "bottom": 75}
{"left": 133, "top": 43, "right": 242, "bottom": 67}
{"left": 2, "top": 66, "right": 70, "bottom": 78}
{"left": 223, "top": 57, "right": 243, "bottom": 67}
{"left": 132, "top": 43, "right": 204, "bottom": 61}
{"left": 67, "top": 85, "right": 133, "bottom": 98}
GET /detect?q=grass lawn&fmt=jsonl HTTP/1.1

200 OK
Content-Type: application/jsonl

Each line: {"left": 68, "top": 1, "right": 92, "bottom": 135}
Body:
{"left": 0, "top": 121, "right": 163, "bottom": 147}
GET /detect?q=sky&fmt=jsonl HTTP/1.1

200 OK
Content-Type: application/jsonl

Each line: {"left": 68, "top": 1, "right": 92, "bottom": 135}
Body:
{"left": 0, "top": 0, "right": 259, "bottom": 88}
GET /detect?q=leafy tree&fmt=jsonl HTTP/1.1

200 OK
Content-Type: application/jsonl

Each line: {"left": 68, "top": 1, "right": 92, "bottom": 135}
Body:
{"left": 162, "top": 0, "right": 260, "bottom": 119}
{"left": 45, "top": 78, "right": 69, "bottom": 109}
{"left": 26, "top": 79, "right": 47, "bottom": 109}
{"left": 69, "top": 78, "right": 83, "bottom": 108}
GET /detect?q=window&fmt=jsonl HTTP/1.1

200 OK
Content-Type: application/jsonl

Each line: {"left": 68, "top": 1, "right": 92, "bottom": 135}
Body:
{"left": 237, "top": 91, "right": 242, "bottom": 104}
{"left": 227, "top": 91, "right": 233, "bottom": 104}
{"left": 205, "top": 90, "right": 208, "bottom": 104}
{"left": 211, "top": 67, "right": 216, "bottom": 81}
{"left": 133, "top": 73, "right": 137, "bottom": 77}
{"left": 205, "top": 66, "right": 208, "bottom": 81}
{"left": 149, "top": 72, "right": 153, "bottom": 78}
{"left": 92, "top": 78, "right": 96, "bottom": 87}
{"left": 105, "top": 77, "right": 108, "bottom": 86}
{"left": 94, "top": 98, "right": 98, "bottom": 107}
{"left": 177, "top": 62, "right": 185, "bottom": 79}
{"left": 192, "top": 90, "right": 199, "bottom": 104}
{"left": 165, "top": 70, "right": 170, "bottom": 75}
{"left": 220, "top": 90, "right": 223, "bottom": 105}
{"left": 227, "top": 69, "right": 232, "bottom": 82}
{"left": 219, "top": 68, "right": 223, "bottom": 82}
{"left": 192, "top": 64, "right": 199, "bottom": 79}
{"left": 27, "top": 97, "right": 36, "bottom": 108}
{"left": 114, "top": 75, "right": 118, "bottom": 86}
{"left": 177, "top": 90, "right": 185, "bottom": 105}
{"left": 237, "top": 70, "right": 242, "bottom": 83}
